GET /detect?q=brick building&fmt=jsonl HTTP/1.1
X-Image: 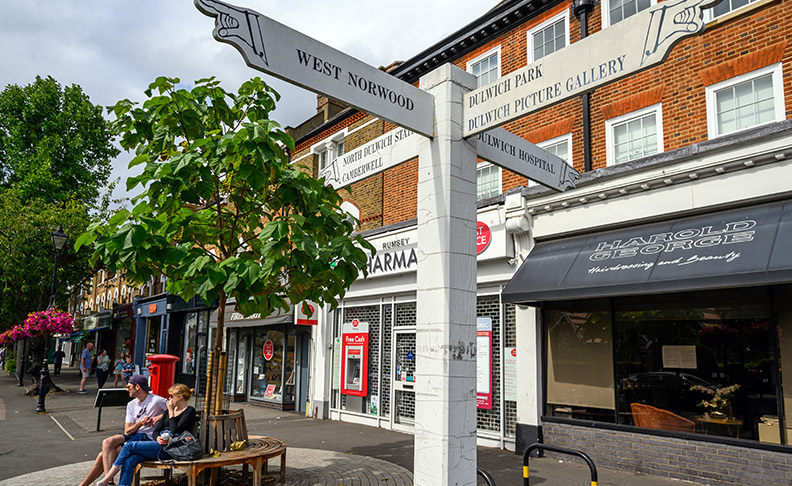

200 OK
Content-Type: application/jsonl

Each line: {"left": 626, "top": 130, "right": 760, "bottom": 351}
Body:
{"left": 220, "top": 0, "right": 792, "bottom": 484}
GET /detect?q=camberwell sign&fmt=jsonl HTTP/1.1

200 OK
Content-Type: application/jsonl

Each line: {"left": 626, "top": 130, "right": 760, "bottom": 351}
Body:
{"left": 463, "top": 0, "right": 721, "bottom": 137}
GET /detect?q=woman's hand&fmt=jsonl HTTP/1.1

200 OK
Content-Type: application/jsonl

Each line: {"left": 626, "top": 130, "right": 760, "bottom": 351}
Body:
{"left": 156, "top": 436, "right": 168, "bottom": 446}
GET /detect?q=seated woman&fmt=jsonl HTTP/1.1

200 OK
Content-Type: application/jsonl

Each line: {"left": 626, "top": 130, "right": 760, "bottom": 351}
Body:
{"left": 95, "top": 384, "right": 197, "bottom": 486}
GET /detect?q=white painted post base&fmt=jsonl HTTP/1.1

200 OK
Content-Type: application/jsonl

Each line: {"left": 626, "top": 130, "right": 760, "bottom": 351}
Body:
{"left": 414, "top": 64, "right": 479, "bottom": 486}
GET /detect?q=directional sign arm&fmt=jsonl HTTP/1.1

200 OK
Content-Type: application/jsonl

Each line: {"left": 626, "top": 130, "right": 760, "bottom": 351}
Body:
{"left": 195, "top": 0, "right": 435, "bottom": 138}
{"left": 475, "top": 128, "right": 580, "bottom": 192}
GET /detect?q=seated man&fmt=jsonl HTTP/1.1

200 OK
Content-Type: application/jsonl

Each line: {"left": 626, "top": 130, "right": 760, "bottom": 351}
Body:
{"left": 79, "top": 375, "right": 167, "bottom": 486}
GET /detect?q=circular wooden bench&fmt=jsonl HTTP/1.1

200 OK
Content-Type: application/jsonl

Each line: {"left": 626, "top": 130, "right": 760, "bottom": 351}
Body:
{"left": 134, "top": 436, "right": 287, "bottom": 486}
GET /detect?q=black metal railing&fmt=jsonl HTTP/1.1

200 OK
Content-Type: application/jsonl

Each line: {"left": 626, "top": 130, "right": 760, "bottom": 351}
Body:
{"left": 477, "top": 467, "right": 497, "bottom": 486}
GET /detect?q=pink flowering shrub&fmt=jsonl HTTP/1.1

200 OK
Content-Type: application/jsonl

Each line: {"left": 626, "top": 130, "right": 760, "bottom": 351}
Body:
{"left": 0, "top": 310, "right": 74, "bottom": 345}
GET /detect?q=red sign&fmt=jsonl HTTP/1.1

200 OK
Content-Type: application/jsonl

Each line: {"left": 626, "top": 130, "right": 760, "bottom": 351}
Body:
{"left": 296, "top": 302, "right": 318, "bottom": 325}
{"left": 476, "top": 221, "right": 491, "bottom": 254}
{"left": 148, "top": 303, "right": 158, "bottom": 314}
{"left": 263, "top": 339, "right": 274, "bottom": 361}
{"left": 341, "top": 320, "right": 369, "bottom": 397}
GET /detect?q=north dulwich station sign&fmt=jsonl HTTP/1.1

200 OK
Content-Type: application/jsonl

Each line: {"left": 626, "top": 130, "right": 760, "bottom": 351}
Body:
{"left": 195, "top": 0, "right": 434, "bottom": 138}
{"left": 463, "top": 0, "right": 720, "bottom": 137}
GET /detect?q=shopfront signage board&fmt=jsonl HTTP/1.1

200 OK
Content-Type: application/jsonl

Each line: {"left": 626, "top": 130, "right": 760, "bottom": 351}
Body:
{"left": 463, "top": 0, "right": 721, "bottom": 137}
{"left": 195, "top": 0, "right": 434, "bottom": 138}
{"left": 295, "top": 301, "right": 318, "bottom": 325}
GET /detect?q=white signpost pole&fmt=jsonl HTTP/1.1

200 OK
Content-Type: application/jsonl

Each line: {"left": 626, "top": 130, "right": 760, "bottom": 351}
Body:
{"left": 414, "top": 64, "right": 478, "bottom": 486}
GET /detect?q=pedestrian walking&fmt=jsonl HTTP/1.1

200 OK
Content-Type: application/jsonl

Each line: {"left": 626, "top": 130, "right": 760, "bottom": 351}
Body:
{"left": 96, "top": 349, "right": 110, "bottom": 389}
{"left": 122, "top": 355, "right": 135, "bottom": 384}
{"left": 53, "top": 346, "right": 66, "bottom": 376}
{"left": 78, "top": 342, "right": 94, "bottom": 393}
{"left": 113, "top": 352, "right": 125, "bottom": 387}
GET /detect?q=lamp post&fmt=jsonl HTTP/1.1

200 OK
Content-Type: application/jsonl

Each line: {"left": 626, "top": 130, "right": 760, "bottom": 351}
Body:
{"left": 36, "top": 224, "right": 69, "bottom": 413}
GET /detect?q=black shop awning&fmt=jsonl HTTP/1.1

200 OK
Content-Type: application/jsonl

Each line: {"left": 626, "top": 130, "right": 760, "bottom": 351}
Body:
{"left": 502, "top": 200, "right": 792, "bottom": 304}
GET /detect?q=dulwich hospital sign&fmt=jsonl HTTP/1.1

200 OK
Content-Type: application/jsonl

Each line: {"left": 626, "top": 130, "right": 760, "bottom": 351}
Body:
{"left": 463, "top": 0, "right": 721, "bottom": 137}
{"left": 195, "top": 0, "right": 434, "bottom": 138}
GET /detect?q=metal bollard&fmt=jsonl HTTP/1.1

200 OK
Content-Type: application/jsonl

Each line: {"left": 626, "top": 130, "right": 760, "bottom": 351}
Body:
{"left": 477, "top": 467, "right": 497, "bottom": 486}
{"left": 523, "top": 443, "right": 598, "bottom": 486}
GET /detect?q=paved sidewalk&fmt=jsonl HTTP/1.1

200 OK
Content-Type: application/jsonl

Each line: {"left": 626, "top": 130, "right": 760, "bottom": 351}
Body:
{"left": 0, "top": 448, "right": 413, "bottom": 486}
{"left": 0, "top": 367, "right": 705, "bottom": 485}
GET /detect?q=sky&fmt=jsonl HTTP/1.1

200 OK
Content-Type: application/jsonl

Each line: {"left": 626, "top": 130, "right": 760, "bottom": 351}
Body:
{"left": 0, "top": 0, "right": 494, "bottom": 204}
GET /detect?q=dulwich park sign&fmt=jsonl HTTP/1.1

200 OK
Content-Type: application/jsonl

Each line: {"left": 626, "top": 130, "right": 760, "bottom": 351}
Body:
{"left": 463, "top": 0, "right": 721, "bottom": 137}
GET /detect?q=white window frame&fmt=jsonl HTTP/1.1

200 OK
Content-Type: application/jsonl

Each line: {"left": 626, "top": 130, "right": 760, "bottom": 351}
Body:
{"left": 704, "top": 0, "right": 760, "bottom": 22}
{"left": 601, "top": 0, "right": 657, "bottom": 28}
{"left": 526, "top": 11, "right": 570, "bottom": 63}
{"left": 466, "top": 46, "right": 501, "bottom": 88}
{"left": 705, "top": 63, "right": 784, "bottom": 140}
{"left": 534, "top": 133, "right": 573, "bottom": 186}
{"left": 605, "top": 103, "right": 664, "bottom": 166}
{"left": 311, "top": 130, "right": 348, "bottom": 173}
{"left": 476, "top": 161, "right": 502, "bottom": 200}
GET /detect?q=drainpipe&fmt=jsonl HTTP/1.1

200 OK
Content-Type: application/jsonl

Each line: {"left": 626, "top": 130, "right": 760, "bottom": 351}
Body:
{"left": 573, "top": 0, "right": 597, "bottom": 172}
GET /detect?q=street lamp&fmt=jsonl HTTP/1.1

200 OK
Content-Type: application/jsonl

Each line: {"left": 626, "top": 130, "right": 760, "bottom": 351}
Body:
{"left": 36, "top": 224, "right": 69, "bottom": 413}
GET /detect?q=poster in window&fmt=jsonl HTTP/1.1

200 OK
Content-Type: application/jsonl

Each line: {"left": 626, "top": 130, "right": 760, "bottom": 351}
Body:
{"left": 477, "top": 317, "right": 493, "bottom": 409}
{"left": 504, "top": 347, "right": 517, "bottom": 402}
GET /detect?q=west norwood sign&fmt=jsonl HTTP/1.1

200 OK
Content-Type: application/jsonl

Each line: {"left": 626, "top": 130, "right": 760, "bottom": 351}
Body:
{"left": 463, "top": 0, "right": 721, "bottom": 137}
{"left": 195, "top": 0, "right": 434, "bottom": 138}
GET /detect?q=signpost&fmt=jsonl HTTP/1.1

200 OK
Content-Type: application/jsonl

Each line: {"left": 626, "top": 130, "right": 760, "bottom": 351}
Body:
{"left": 195, "top": 0, "right": 434, "bottom": 138}
{"left": 463, "top": 0, "right": 720, "bottom": 137}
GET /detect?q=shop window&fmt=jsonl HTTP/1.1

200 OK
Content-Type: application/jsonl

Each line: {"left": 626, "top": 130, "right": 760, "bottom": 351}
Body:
{"left": 544, "top": 290, "right": 783, "bottom": 442}
{"left": 706, "top": 64, "right": 784, "bottom": 139}
{"left": 606, "top": 104, "right": 663, "bottom": 166}
{"left": 182, "top": 312, "right": 198, "bottom": 375}
{"left": 467, "top": 47, "right": 501, "bottom": 88}
{"left": 477, "top": 162, "right": 501, "bottom": 200}
{"left": 251, "top": 328, "right": 285, "bottom": 401}
{"left": 545, "top": 307, "right": 616, "bottom": 422}
{"left": 615, "top": 296, "right": 778, "bottom": 441}
{"left": 527, "top": 12, "right": 568, "bottom": 62}
{"left": 705, "top": 0, "right": 760, "bottom": 21}
{"left": 602, "top": 0, "right": 654, "bottom": 27}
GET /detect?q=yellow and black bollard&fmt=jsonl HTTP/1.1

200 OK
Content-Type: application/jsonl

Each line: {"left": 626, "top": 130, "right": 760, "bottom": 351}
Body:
{"left": 523, "top": 443, "right": 598, "bottom": 486}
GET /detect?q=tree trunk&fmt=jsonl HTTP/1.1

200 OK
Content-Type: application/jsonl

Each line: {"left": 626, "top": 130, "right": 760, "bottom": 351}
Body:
{"left": 204, "top": 292, "right": 227, "bottom": 417}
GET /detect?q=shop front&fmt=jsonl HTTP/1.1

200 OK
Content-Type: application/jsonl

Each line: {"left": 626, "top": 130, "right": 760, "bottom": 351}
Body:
{"left": 324, "top": 205, "right": 520, "bottom": 449}
{"left": 133, "top": 294, "right": 212, "bottom": 391}
{"left": 214, "top": 303, "right": 311, "bottom": 411}
{"left": 112, "top": 303, "right": 135, "bottom": 361}
{"left": 503, "top": 199, "right": 792, "bottom": 482}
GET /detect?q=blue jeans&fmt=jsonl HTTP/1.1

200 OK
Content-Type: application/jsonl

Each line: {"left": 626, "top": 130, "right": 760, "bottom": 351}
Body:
{"left": 114, "top": 439, "right": 169, "bottom": 486}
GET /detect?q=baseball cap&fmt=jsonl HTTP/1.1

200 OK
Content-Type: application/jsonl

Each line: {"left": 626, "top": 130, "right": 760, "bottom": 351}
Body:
{"left": 127, "top": 374, "right": 151, "bottom": 392}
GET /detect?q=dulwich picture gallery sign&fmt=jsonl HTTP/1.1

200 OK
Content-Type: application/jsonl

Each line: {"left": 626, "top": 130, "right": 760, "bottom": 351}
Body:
{"left": 463, "top": 0, "right": 721, "bottom": 137}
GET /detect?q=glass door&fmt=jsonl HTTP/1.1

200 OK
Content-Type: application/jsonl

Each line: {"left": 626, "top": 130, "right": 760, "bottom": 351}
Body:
{"left": 236, "top": 332, "right": 250, "bottom": 396}
{"left": 392, "top": 328, "right": 416, "bottom": 430}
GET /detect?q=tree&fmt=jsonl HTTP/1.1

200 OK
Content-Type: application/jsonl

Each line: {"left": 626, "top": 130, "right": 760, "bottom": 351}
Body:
{"left": 78, "top": 76, "right": 373, "bottom": 413}
{"left": 0, "top": 75, "right": 119, "bottom": 206}
{"left": 0, "top": 189, "right": 94, "bottom": 330}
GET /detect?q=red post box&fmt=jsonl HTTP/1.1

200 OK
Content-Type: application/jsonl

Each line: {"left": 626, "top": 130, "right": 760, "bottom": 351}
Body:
{"left": 147, "top": 354, "right": 180, "bottom": 399}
